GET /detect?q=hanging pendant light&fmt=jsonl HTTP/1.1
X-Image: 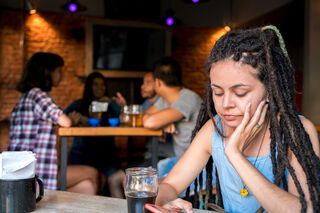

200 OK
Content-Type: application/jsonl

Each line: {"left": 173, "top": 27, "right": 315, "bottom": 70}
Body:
{"left": 60, "top": 0, "right": 87, "bottom": 13}
{"left": 25, "top": 0, "right": 37, "bottom": 15}
{"left": 182, "top": 0, "right": 209, "bottom": 4}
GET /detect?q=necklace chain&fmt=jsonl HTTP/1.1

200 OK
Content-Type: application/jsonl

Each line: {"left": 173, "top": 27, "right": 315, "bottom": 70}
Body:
{"left": 240, "top": 116, "right": 269, "bottom": 197}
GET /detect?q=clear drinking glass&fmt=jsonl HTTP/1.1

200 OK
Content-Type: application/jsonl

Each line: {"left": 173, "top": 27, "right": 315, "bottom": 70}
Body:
{"left": 120, "top": 105, "right": 131, "bottom": 127}
{"left": 89, "top": 101, "right": 108, "bottom": 119}
{"left": 125, "top": 167, "right": 158, "bottom": 213}
{"left": 130, "top": 104, "right": 143, "bottom": 127}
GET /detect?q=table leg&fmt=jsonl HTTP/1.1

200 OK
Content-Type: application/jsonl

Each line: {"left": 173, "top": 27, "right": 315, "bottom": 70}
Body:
{"left": 128, "top": 137, "right": 134, "bottom": 163}
{"left": 60, "top": 136, "right": 68, "bottom": 191}
{"left": 151, "top": 136, "right": 158, "bottom": 169}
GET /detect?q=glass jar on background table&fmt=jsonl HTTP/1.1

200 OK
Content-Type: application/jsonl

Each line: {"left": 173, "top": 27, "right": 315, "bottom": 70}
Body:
{"left": 88, "top": 101, "right": 109, "bottom": 127}
{"left": 120, "top": 105, "right": 131, "bottom": 127}
{"left": 89, "top": 104, "right": 102, "bottom": 119}
{"left": 130, "top": 105, "right": 143, "bottom": 127}
{"left": 125, "top": 167, "right": 158, "bottom": 213}
{"left": 89, "top": 101, "right": 108, "bottom": 119}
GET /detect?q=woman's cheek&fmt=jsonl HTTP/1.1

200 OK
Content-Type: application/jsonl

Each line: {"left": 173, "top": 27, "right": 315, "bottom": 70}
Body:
{"left": 212, "top": 97, "right": 222, "bottom": 113}
{"left": 250, "top": 101, "right": 261, "bottom": 118}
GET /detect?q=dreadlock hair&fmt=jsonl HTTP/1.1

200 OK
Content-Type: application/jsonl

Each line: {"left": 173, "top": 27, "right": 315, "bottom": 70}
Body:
{"left": 186, "top": 26, "right": 320, "bottom": 212}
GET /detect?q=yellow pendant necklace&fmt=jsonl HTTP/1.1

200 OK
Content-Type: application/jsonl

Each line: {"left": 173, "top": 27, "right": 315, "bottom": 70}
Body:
{"left": 240, "top": 117, "right": 269, "bottom": 198}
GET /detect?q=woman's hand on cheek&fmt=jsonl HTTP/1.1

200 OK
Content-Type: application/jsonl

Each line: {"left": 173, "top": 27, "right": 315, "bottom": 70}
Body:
{"left": 225, "top": 100, "right": 268, "bottom": 159}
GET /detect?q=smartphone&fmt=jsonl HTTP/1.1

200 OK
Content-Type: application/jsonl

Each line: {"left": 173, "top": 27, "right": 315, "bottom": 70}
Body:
{"left": 145, "top": 203, "right": 182, "bottom": 213}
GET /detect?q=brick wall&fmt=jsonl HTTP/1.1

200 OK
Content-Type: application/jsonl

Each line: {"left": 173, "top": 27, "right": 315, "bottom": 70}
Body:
{"left": 0, "top": 10, "right": 24, "bottom": 120}
{"left": 172, "top": 26, "right": 223, "bottom": 97}
{"left": 0, "top": 9, "right": 223, "bottom": 151}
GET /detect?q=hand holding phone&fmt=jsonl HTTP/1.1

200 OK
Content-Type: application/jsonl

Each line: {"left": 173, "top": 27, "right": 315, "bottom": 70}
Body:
{"left": 145, "top": 203, "right": 182, "bottom": 213}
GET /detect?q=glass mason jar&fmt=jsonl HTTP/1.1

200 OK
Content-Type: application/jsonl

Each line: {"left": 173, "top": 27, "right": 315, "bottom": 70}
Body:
{"left": 120, "top": 105, "right": 131, "bottom": 127}
{"left": 89, "top": 104, "right": 102, "bottom": 119}
{"left": 130, "top": 104, "right": 143, "bottom": 127}
{"left": 124, "top": 167, "right": 158, "bottom": 213}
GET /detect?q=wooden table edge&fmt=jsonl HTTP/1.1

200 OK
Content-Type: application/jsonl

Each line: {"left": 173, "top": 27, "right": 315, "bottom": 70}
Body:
{"left": 58, "top": 127, "right": 162, "bottom": 136}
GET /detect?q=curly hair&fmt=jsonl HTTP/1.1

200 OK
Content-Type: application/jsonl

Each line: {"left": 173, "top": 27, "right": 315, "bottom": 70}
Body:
{"left": 186, "top": 26, "right": 320, "bottom": 212}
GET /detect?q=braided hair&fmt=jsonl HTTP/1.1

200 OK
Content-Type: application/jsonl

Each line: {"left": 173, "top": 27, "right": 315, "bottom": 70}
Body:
{"left": 186, "top": 26, "right": 320, "bottom": 212}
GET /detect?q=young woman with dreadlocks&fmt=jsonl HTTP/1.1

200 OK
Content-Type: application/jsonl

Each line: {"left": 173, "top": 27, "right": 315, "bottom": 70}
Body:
{"left": 155, "top": 26, "right": 320, "bottom": 213}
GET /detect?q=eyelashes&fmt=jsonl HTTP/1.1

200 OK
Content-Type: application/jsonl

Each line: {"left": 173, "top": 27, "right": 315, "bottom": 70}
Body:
{"left": 236, "top": 93, "right": 247, "bottom": 97}
{"left": 213, "top": 93, "right": 247, "bottom": 97}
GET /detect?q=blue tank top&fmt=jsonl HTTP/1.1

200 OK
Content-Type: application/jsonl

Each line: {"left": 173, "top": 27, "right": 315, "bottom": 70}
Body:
{"left": 211, "top": 115, "right": 275, "bottom": 213}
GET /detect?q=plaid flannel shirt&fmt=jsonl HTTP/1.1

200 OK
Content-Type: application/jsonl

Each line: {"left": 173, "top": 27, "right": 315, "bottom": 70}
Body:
{"left": 9, "top": 88, "right": 63, "bottom": 190}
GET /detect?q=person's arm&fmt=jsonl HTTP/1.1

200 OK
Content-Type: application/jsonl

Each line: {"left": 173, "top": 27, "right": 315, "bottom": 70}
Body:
{"left": 58, "top": 113, "right": 72, "bottom": 127}
{"left": 155, "top": 119, "right": 214, "bottom": 210}
{"left": 64, "top": 100, "right": 81, "bottom": 115}
{"left": 112, "top": 92, "right": 126, "bottom": 107}
{"left": 33, "top": 88, "right": 72, "bottom": 127}
{"left": 143, "top": 105, "right": 184, "bottom": 130}
{"left": 108, "top": 99, "right": 122, "bottom": 117}
{"left": 64, "top": 100, "right": 88, "bottom": 126}
{"left": 225, "top": 102, "right": 320, "bottom": 213}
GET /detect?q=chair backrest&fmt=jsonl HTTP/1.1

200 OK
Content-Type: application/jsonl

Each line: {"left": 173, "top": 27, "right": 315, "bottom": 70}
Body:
{"left": 0, "top": 119, "right": 10, "bottom": 152}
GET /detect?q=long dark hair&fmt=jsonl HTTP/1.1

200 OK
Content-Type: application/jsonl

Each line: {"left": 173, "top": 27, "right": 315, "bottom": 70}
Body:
{"left": 16, "top": 52, "right": 64, "bottom": 93}
{"left": 187, "top": 26, "right": 320, "bottom": 212}
{"left": 80, "top": 72, "right": 108, "bottom": 116}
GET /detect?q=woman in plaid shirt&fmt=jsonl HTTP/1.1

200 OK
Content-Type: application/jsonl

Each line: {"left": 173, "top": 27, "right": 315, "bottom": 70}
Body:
{"left": 8, "top": 52, "right": 98, "bottom": 193}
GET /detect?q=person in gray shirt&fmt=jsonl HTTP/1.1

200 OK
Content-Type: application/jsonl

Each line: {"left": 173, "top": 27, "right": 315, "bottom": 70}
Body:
{"left": 143, "top": 57, "right": 202, "bottom": 177}
{"left": 108, "top": 57, "right": 202, "bottom": 198}
{"left": 152, "top": 88, "right": 201, "bottom": 158}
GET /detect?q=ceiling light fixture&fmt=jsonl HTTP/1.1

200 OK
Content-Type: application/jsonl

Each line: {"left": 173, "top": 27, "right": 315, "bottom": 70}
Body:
{"left": 60, "top": 0, "right": 87, "bottom": 13}
{"left": 182, "top": 0, "right": 209, "bottom": 4}
{"left": 25, "top": 0, "right": 37, "bottom": 15}
{"left": 163, "top": 0, "right": 183, "bottom": 26}
{"left": 224, "top": 0, "right": 233, "bottom": 31}
{"left": 165, "top": 9, "right": 175, "bottom": 26}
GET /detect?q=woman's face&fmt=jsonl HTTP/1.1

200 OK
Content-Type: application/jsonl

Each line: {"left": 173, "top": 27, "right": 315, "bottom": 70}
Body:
{"left": 92, "top": 77, "right": 106, "bottom": 99}
{"left": 51, "top": 66, "right": 63, "bottom": 87}
{"left": 210, "top": 59, "right": 268, "bottom": 128}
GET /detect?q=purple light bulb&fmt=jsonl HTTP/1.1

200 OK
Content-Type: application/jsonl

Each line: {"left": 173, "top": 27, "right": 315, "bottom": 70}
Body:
{"left": 166, "top": 17, "right": 174, "bottom": 26}
{"left": 68, "top": 3, "right": 78, "bottom": 12}
{"left": 192, "top": 0, "right": 199, "bottom": 3}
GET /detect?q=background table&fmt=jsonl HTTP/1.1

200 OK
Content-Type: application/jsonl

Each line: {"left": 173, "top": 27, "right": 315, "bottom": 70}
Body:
{"left": 58, "top": 127, "right": 162, "bottom": 190}
{"left": 35, "top": 190, "right": 216, "bottom": 212}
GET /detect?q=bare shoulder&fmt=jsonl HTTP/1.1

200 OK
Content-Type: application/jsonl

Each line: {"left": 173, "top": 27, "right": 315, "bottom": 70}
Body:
{"left": 196, "top": 118, "right": 215, "bottom": 136}
{"left": 203, "top": 118, "right": 215, "bottom": 129}
{"left": 299, "top": 116, "right": 316, "bottom": 131}
{"left": 299, "top": 116, "right": 320, "bottom": 156}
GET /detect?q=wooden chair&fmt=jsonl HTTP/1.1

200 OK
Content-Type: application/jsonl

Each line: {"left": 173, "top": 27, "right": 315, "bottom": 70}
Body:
{"left": 0, "top": 119, "right": 10, "bottom": 152}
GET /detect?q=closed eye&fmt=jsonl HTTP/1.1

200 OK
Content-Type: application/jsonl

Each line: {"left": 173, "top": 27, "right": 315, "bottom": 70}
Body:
{"left": 214, "top": 93, "right": 223, "bottom": 97}
{"left": 236, "top": 93, "right": 247, "bottom": 97}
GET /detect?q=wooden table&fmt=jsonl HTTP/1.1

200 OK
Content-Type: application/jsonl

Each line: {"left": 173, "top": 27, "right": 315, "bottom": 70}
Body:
{"left": 34, "top": 190, "right": 215, "bottom": 212}
{"left": 58, "top": 127, "right": 162, "bottom": 190}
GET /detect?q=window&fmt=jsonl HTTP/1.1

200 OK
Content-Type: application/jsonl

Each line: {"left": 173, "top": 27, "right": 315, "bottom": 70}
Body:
{"left": 86, "top": 18, "right": 172, "bottom": 78}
